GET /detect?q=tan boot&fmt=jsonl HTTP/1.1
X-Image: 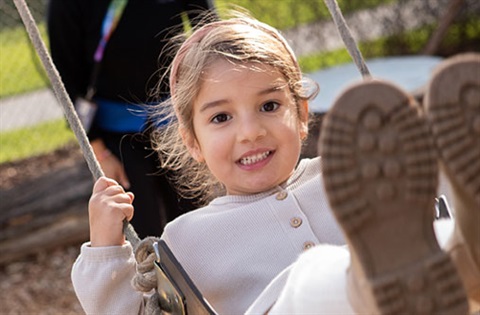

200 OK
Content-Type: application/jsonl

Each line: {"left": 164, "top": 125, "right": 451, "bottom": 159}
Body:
{"left": 425, "top": 53, "right": 480, "bottom": 312}
{"left": 319, "top": 79, "right": 468, "bottom": 314}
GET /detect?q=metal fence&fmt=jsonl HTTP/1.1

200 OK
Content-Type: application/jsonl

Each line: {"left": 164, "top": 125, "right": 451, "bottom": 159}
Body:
{"left": 1, "top": 0, "right": 55, "bottom": 133}
{"left": 0, "top": 0, "right": 479, "bottom": 184}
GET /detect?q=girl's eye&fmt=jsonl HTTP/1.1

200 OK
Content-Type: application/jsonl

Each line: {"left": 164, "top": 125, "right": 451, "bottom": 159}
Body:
{"left": 211, "top": 113, "right": 231, "bottom": 124}
{"left": 261, "top": 101, "right": 280, "bottom": 112}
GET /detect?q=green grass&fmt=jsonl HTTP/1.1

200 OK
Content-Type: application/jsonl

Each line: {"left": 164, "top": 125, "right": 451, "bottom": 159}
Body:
{"left": 299, "top": 16, "right": 480, "bottom": 73}
{"left": 0, "top": 119, "right": 75, "bottom": 164}
{"left": 0, "top": 23, "right": 49, "bottom": 98}
{"left": 299, "top": 49, "right": 353, "bottom": 73}
{"left": 217, "top": 0, "right": 394, "bottom": 30}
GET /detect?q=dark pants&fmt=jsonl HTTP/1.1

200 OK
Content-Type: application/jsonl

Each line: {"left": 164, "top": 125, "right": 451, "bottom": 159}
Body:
{"left": 101, "top": 131, "right": 196, "bottom": 238}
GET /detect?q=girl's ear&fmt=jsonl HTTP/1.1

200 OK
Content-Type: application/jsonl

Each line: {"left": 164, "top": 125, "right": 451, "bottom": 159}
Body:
{"left": 179, "top": 126, "right": 205, "bottom": 162}
{"left": 298, "top": 100, "right": 309, "bottom": 140}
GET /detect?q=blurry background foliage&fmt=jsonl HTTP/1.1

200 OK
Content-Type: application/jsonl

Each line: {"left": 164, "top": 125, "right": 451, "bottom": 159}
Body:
{"left": 0, "top": 0, "right": 479, "bottom": 163}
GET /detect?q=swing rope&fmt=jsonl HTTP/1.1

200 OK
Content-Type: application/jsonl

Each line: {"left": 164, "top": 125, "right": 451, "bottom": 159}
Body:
{"left": 323, "top": 0, "right": 371, "bottom": 78}
{"left": 12, "top": 0, "right": 141, "bottom": 248}
{"left": 13, "top": 0, "right": 368, "bottom": 313}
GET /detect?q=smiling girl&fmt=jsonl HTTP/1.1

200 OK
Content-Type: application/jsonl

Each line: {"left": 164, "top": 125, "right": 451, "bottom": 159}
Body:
{"left": 72, "top": 14, "right": 345, "bottom": 314}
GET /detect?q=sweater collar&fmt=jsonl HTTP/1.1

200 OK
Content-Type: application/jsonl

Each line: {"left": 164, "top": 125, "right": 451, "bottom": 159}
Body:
{"left": 209, "top": 158, "right": 313, "bottom": 206}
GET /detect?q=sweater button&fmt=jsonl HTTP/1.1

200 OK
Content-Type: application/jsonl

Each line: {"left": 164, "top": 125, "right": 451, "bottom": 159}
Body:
{"left": 290, "top": 217, "right": 302, "bottom": 228}
{"left": 303, "top": 241, "right": 315, "bottom": 250}
{"left": 276, "top": 191, "right": 288, "bottom": 200}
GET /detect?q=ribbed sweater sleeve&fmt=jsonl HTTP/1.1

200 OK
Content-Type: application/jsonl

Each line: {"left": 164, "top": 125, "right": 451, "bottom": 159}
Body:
{"left": 71, "top": 242, "right": 144, "bottom": 315}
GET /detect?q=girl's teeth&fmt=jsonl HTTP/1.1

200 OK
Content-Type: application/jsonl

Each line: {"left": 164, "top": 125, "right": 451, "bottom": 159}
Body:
{"left": 240, "top": 151, "right": 270, "bottom": 165}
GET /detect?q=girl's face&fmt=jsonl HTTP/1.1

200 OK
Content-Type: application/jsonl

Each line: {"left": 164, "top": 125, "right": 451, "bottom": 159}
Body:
{"left": 186, "top": 59, "right": 308, "bottom": 195}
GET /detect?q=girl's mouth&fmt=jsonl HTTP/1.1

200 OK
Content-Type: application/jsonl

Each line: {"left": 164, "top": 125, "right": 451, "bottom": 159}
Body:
{"left": 238, "top": 151, "right": 272, "bottom": 166}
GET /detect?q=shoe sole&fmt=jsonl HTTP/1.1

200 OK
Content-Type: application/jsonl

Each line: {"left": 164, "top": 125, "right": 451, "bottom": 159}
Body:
{"left": 425, "top": 53, "right": 480, "bottom": 306}
{"left": 319, "top": 80, "right": 468, "bottom": 314}
{"left": 425, "top": 53, "right": 480, "bottom": 211}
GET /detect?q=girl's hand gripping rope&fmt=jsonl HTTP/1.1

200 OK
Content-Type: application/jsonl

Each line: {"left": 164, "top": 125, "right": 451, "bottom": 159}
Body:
{"left": 89, "top": 177, "right": 135, "bottom": 247}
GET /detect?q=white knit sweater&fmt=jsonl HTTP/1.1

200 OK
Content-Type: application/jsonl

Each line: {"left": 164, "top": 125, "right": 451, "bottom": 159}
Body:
{"left": 71, "top": 157, "right": 346, "bottom": 314}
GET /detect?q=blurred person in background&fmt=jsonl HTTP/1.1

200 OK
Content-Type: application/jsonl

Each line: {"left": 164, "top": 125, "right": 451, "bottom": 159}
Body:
{"left": 47, "top": 0, "right": 217, "bottom": 238}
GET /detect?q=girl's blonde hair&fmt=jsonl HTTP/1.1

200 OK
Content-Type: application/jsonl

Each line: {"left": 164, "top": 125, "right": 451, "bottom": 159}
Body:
{"left": 150, "top": 11, "right": 319, "bottom": 205}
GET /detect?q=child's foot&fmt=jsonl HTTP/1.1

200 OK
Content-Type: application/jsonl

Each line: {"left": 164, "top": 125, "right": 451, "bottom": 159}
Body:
{"left": 319, "top": 80, "right": 468, "bottom": 314}
{"left": 425, "top": 53, "right": 480, "bottom": 311}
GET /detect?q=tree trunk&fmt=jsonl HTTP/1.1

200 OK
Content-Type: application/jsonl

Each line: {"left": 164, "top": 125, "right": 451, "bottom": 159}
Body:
{"left": 423, "top": 0, "right": 466, "bottom": 55}
{"left": 0, "top": 160, "right": 93, "bottom": 265}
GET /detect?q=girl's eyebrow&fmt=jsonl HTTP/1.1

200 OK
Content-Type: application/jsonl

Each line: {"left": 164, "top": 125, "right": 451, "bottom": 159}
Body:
{"left": 199, "top": 99, "right": 228, "bottom": 113}
{"left": 259, "top": 85, "right": 284, "bottom": 95}
{"left": 199, "top": 85, "right": 286, "bottom": 113}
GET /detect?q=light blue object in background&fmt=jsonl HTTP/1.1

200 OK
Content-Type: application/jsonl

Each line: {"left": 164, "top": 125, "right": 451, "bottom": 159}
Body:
{"left": 308, "top": 55, "right": 443, "bottom": 113}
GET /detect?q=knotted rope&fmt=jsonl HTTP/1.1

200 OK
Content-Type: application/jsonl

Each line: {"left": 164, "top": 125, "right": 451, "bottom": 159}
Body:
{"left": 132, "top": 237, "right": 164, "bottom": 314}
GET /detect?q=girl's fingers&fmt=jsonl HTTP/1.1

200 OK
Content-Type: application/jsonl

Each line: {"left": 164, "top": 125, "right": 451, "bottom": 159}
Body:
{"left": 89, "top": 177, "right": 134, "bottom": 247}
{"left": 91, "top": 176, "right": 134, "bottom": 221}
{"left": 126, "top": 192, "right": 135, "bottom": 203}
{"left": 93, "top": 176, "right": 120, "bottom": 193}
{"left": 115, "top": 194, "right": 135, "bottom": 221}
{"left": 119, "top": 203, "right": 134, "bottom": 222}
{"left": 110, "top": 191, "right": 134, "bottom": 205}
{"left": 104, "top": 184, "right": 127, "bottom": 196}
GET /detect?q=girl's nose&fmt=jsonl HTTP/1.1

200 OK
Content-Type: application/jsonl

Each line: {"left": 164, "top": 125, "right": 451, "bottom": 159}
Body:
{"left": 237, "top": 115, "right": 267, "bottom": 143}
